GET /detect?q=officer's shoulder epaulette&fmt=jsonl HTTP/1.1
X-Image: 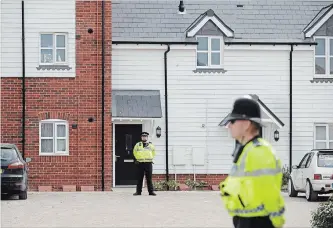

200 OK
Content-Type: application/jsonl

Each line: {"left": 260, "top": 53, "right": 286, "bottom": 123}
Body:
{"left": 252, "top": 138, "right": 262, "bottom": 147}
{"left": 139, "top": 142, "right": 142, "bottom": 146}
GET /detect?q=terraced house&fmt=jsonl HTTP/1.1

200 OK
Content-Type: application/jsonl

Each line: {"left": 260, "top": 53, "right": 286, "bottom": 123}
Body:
{"left": 1, "top": 0, "right": 112, "bottom": 191}
{"left": 2, "top": 0, "right": 333, "bottom": 191}
{"left": 111, "top": 0, "right": 333, "bottom": 187}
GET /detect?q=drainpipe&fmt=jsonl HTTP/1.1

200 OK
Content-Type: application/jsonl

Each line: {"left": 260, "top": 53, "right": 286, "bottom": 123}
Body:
{"left": 101, "top": 0, "right": 105, "bottom": 191}
{"left": 289, "top": 45, "right": 294, "bottom": 172}
{"left": 164, "top": 45, "right": 170, "bottom": 188}
{"left": 21, "top": 0, "right": 26, "bottom": 159}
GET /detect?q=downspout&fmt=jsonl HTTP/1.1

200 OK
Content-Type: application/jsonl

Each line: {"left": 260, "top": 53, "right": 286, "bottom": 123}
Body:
{"left": 289, "top": 44, "right": 294, "bottom": 172}
{"left": 101, "top": 0, "right": 105, "bottom": 191}
{"left": 164, "top": 45, "right": 170, "bottom": 188}
{"left": 21, "top": 0, "right": 26, "bottom": 159}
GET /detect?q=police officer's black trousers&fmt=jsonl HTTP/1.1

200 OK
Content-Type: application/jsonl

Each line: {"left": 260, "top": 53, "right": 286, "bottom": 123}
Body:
{"left": 136, "top": 162, "right": 154, "bottom": 194}
{"left": 233, "top": 216, "right": 274, "bottom": 228}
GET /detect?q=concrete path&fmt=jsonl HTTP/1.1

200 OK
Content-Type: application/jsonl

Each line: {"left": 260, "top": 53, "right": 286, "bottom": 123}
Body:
{"left": 1, "top": 189, "right": 330, "bottom": 228}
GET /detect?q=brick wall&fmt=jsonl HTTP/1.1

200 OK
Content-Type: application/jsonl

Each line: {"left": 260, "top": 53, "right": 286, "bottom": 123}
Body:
{"left": 152, "top": 174, "right": 228, "bottom": 185}
{"left": 0, "top": 1, "right": 112, "bottom": 191}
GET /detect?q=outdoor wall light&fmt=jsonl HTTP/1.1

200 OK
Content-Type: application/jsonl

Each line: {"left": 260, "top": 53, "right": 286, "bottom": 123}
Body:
{"left": 274, "top": 130, "right": 280, "bottom": 142}
{"left": 156, "top": 126, "right": 162, "bottom": 138}
{"left": 178, "top": 0, "right": 186, "bottom": 14}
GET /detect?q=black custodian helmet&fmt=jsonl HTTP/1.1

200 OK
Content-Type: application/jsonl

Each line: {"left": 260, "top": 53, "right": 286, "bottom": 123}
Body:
{"left": 221, "top": 97, "right": 262, "bottom": 126}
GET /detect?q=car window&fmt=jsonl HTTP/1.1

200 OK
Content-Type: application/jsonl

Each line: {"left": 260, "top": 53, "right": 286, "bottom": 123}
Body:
{"left": 317, "top": 153, "right": 333, "bottom": 168}
{"left": 305, "top": 152, "right": 314, "bottom": 168}
{"left": 299, "top": 153, "right": 310, "bottom": 168}
{"left": 0, "top": 148, "right": 18, "bottom": 161}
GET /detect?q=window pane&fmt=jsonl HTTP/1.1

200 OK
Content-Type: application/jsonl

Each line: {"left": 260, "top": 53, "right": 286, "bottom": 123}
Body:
{"left": 315, "top": 57, "right": 326, "bottom": 74}
{"left": 330, "top": 142, "right": 333, "bottom": 149}
{"left": 197, "top": 37, "right": 208, "bottom": 51}
{"left": 329, "top": 125, "right": 333, "bottom": 140}
{"left": 56, "top": 49, "right": 66, "bottom": 62}
{"left": 197, "top": 53, "right": 208, "bottom": 66}
{"left": 41, "top": 123, "right": 53, "bottom": 137}
{"left": 315, "top": 38, "right": 325, "bottom": 55}
{"left": 330, "top": 57, "right": 333, "bottom": 74}
{"left": 211, "top": 38, "right": 220, "bottom": 51}
{"left": 41, "top": 139, "right": 53, "bottom": 153}
{"left": 211, "top": 52, "right": 220, "bottom": 65}
{"left": 56, "top": 35, "right": 65, "bottom": 48}
{"left": 330, "top": 39, "right": 333, "bottom": 55}
{"left": 41, "top": 34, "right": 53, "bottom": 48}
{"left": 316, "top": 142, "right": 327, "bottom": 149}
{"left": 316, "top": 126, "right": 326, "bottom": 140}
{"left": 57, "top": 125, "right": 66, "bottom": 137}
{"left": 57, "top": 139, "right": 66, "bottom": 152}
{"left": 41, "top": 49, "right": 53, "bottom": 63}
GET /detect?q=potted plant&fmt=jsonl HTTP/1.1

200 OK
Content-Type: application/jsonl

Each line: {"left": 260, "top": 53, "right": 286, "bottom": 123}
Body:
{"left": 196, "top": 180, "right": 211, "bottom": 190}
{"left": 281, "top": 165, "right": 290, "bottom": 192}
{"left": 153, "top": 180, "right": 167, "bottom": 191}
{"left": 310, "top": 195, "right": 333, "bottom": 228}
{"left": 166, "top": 180, "right": 180, "bottom": 191}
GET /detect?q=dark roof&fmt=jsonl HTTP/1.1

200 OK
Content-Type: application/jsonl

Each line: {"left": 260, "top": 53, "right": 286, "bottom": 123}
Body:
{"left": 112, "top": 0, "right": 333, "bottom": 42}
{"left": 112, "top": 90, "right": 162, "bottom": 118}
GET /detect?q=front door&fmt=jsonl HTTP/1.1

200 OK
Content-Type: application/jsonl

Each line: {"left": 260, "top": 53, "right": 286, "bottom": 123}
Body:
{"left": 115, "top": 124, "right": 142, "bottom": 186}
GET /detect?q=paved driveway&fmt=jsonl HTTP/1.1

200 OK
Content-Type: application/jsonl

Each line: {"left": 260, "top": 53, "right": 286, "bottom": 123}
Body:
{"left": 1, "top": 189, "right": 330, "bottom": 228}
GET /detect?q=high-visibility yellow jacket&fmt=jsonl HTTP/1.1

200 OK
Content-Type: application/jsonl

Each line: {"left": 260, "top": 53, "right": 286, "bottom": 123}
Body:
{"left": 133, "top": 142, "right": 156, "bottom": 162}
{"left": 219, "top": 137, "right": 285, "bottom": 228}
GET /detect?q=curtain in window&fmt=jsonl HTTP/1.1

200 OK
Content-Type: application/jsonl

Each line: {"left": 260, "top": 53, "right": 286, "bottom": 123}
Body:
{"left": 41, "top": 123, "right": 53, "bottom": 152}
{"left": 57, "top": 125, "right": 66, "bottom": 151}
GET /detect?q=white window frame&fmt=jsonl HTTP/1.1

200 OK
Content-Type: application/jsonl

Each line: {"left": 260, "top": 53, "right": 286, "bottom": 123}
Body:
{"left": 39, "top": 33, "right": 68, "bottom": 65}
{"left": 196, "top": 35, "right": 224, "bottom": 69}
{"left": 39, "top": 119, "right": 69, "bottom": 156}
{"left": 314, "top": 36, "right": 333, "bottom": 77}
{"left": 314, "top": 123, "right": 333, "bottom": 149}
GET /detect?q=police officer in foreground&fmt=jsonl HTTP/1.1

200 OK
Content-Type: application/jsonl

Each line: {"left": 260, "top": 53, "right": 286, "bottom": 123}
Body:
{"left": 219, "top": 97, "right": 286, "bottom": 228}
{"left": 133, "top": 132, "right": 156, "bottom": 196}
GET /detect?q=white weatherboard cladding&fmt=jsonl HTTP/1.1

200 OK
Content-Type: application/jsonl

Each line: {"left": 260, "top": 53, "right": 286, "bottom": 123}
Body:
{"left": 1, "top": 0, "right": 76, "bottom": 77}
{"left": 112, "top": 44, "right": 330, "bottom": 174}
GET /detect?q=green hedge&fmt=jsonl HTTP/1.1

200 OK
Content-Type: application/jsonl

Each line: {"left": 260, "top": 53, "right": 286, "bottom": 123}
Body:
{"left": 310, "top": 195, "right": 333, "bottom": 228}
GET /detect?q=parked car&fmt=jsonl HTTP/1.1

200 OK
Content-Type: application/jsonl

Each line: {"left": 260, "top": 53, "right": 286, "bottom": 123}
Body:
{"left": 1, "top": 143, "right": 31, "bottom": 200}
{"left": 288, "top": 149, "right": 333, "bottom": 201}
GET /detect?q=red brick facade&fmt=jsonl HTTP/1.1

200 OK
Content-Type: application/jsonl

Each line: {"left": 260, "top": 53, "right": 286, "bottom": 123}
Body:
{"left": 0, "top": 1, "right": 112, "bottom": 191}
{"left": 152, "top": 174, "right": 227, "bottom": 186}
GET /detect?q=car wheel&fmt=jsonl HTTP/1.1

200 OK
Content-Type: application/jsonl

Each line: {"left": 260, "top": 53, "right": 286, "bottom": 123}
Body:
{"left": 19, "top": 190, "right": 27, "bottom": 200}
{"left": 305, "top": 180, "right": 318, "bottom": 202}
{"left": 288, "top": 178, "right": 298, "bottom": 197}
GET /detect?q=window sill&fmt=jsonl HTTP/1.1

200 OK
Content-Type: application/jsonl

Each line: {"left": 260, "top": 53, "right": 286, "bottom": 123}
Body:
{"left": 36, "top": 65, "right": 72, "bottom": 71}
{"left": 310, "top": 78, "right": 333, "bottom": 83}
{"left": 39, "top": 153, "right": 69, "bottom": 156}
{"left": 193, "top": 68, "right": 227, "bottom": 73}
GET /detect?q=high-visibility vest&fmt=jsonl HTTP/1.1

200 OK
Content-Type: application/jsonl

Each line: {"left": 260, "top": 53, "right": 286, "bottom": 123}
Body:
{"left": 219, "top": 137, "right": 285, "bottom": 228}
{"left": 133, "top": 142, "right": 156, "bottom": 162}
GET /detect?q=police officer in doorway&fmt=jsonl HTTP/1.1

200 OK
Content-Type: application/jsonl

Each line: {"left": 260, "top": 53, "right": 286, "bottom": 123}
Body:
{"left": 219, "top": 97, "right": 286, "bottom": 228}
{"left": 133, "top": 132, "right": 156, "bottom": 196}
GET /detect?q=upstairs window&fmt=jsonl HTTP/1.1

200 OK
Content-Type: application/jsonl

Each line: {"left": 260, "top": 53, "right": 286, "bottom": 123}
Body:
{"left": 314, "top": 124, "right": 333, "bottom": 149}
{"left": 40, "top": 33, "right": 67, "bottom": 65}
{"left": 196, "top": 36, "right": 223, "bottom": 68}
{"left": 314, "top": 37, "right": 333, "bottom": 76}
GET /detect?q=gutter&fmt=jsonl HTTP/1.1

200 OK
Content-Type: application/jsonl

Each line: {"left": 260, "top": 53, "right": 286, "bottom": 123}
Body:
{"left": 101, "top": 0, "right": 105, "bottom": 191}
{"left": 289, "top": 45, "right": 294, "bottom": 172}
{"left": 21, "top": 0, "right": 26, "bottom": 159}
{"left": 112, "top": 41, "right": 198, "bottom": 45}
{"left": 164, "top": 45, "right": 170, "bottom": 188}
{"left": 225, "top": 41, "right": 316, "bottom": 46}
